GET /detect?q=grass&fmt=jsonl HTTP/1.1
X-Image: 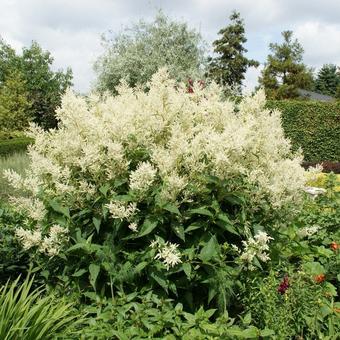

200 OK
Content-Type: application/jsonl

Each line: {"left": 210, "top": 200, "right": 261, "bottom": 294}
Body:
{"left": 0, "top": 152, "right": 30, "bottom": 202}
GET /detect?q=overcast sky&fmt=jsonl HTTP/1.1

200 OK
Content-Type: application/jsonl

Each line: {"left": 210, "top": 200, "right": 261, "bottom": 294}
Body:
{"left": 1, "top": 0, "right": 340, "bottom": 93}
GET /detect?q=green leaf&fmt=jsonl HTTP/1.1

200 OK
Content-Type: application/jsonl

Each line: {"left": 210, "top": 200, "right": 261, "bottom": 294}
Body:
{"left": 182, "top": 263, "right": 191, "bottom": 278}
{"left": 243, "top": 312, "right": 252, "bottom": 325}
{"left": 92, "top": 217, "right": 101, "bottom": 233}
{"left": 136, "top": 219, "right": 158, "bottom": 238}
{"left": 72, "top": 269, "right": 87, "bottom": 277}
{"left": 185, "top": 223, "right": 202, "bottom": 233}
{"left": 260, "top": 329, "right": 275, "bottom": 337}
{"left": 150, "top": 271, "right": 168, "bottom": 293}
{"left": 49, "top": 200, "right": 70, "bottom": 218}
{"left": 199, "top": 235, "right": 218, "bottom": 262}
{"left": 189, "top": 208, "right": 213, "bottom": 217}
{"left": 173, "top": 225, "right": 185, "bottom": 241}
{"left": 99, "top": 183, "right": 110, "bottom": 196}
{"left": 163, "top": 203, "right": 181, "bottom": 215}
{"left": 208, "top": 287, "right": 217, "bottom": 304}
{"left": 241, "top": 326, "right": 259, "bottom": 338}
{"left": 89, "top": 264, "right": 100, "bottom": 290}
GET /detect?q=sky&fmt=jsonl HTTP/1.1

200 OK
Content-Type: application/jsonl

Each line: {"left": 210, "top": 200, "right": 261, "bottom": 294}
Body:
{"left": 1, "top": 0, "right": 340, "bottom": 93}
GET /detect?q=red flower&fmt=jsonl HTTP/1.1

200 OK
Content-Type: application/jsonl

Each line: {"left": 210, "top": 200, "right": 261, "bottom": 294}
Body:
{"left": 330, "top": 242, "right": 339, "bottom": 251}
{"left": 314, "top": 274, "right": 325, "bottom": 283}
{"left": 278, "top": 276, "right": 289, "bottom": 294}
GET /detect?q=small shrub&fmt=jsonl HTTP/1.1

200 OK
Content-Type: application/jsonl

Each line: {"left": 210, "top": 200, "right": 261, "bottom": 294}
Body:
{"left": 0, "top": 137, "right": 33, "bottom": 157}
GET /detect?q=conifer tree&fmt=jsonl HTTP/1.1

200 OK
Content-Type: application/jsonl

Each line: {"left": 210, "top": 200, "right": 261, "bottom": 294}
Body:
{"left": 207, "top": 11, "right": 259, "bottom": 93}
{"left": 315, "top": 64, "right": 340, "bottom": 96}
{"left": 258, "top": 30, "right": 313, "bottom": 99}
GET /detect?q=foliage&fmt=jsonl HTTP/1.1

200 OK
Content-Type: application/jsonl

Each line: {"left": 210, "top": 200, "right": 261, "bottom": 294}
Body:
{"left": 94, "top": 11, "right": 206, "bottom": 94}
{"left": 20, "top": 42, "right": 73, "bottom": 129}
{"left": 4, "top": 70, "right": 308, "bottom": 315}
{"left": 243, "top": 271, "right": 339, "bottom": 339}
{"left": 259, "top": 30, "right": 314, "bottom": 99}
{"left": 75, "top": 290, "right": 270, "bottom": 339}
{"left": 0, "top": 39, "right": 72, "bottom": 130}
{"left": 315, "top": 64, "right": 340, "bottom": 97}
{"left": 0, "top": 138, "right": 33, "bottom": 157}
{"left": 207, "top": 11, "right": 259, "bottom": 93}
{"left": 267, "top": 100, "right": 340, "bottom": 162}
{"left": 243, "top": 174, "right": 340, "bottom": 338}
{"left": 0, "top": 203, "right": 28, "bottom": 282}
{"left": 0, "top": 69, "right": 33, "bottom": 131}
{"left": 0, "top": 276, "right": 79, "bottom": 339}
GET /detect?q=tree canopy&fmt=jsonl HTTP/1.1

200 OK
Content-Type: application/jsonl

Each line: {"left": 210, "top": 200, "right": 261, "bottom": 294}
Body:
{"left": 258, "top": 31, "right": 313, "bottom": 99}
{"left": 207, "top": 11, "right": 259, "bottom": 93}
{"left": 0, "top": 39, "right": 72, "bottom": 130}
{"left": 314, "top": 64, "right": 340, "bottom": 97}
{"left": 94, "top": 11, "right": 206, "bottom": 94}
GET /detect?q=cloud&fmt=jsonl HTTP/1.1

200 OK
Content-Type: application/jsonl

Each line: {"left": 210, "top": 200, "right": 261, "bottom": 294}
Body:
{"left": 294, "top": 21, "right": 340, "bottom": 69}
{"left": 1, "top": 0, "right": 340, "bottom": 92}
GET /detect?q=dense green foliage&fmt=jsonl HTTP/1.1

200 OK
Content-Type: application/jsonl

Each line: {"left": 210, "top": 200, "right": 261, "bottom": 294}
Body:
{"left": 267, "top": 100, "right": 340, "bottom": 162}
{"left": 0, "top": 69, "right": 32, "bottom": 130}
{"left": 94, "top": 12, "right": 206, "bottom": 94}
{"left": 207, "top": 11, "right": 259, "bottom": 93}
{"left": 0, "top": 39, "right": 72, "bottom": 129}
{"left": 315, "top": 64, "right": 340, "bottom": 97}
{"left": 0, "top": 276, "right": 79, "bottom": 339}
{"left": 259, "top": 31, "right": 314, "bottom": 99}
{"left": 0, "top": 138, "right": 33, "bottom": 157}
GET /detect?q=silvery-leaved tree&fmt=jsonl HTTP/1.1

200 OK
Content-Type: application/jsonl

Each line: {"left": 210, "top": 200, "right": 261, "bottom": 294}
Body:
{"left": 94, "top": 11, "right": 206, "bottom": 94}
{"left": 5, "top": 69, "right": 308, "bottom": 313}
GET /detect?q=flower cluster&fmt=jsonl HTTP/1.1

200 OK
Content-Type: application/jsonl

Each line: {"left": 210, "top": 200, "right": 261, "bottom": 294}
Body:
{"left": 240, "top": 231, "right": 274, "bottom": 269}
{"left": 297, "top": 225, "right": 320, "bottom": 238}
{"left": 151, "top": 239, "right": 182, "bottom": 270}
{"left": 4, "top": 69, "right": 307, "bottom": 257}
{"left": 15, "top": 224, "right": 68, "bottom": 257}
{"left": 106, "top": 201, "right": 138, "bottom": 220}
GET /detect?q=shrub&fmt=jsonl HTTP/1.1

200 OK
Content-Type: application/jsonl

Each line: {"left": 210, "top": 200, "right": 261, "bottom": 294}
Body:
{"left": 76, "top": 290, "right": 271, "bottom": 339}
{"left": 267, "top": 100, "right": 340, "bottom": 163}
{"left": 0, "top": 276, "right": 79, "bottom": 339}
{"left": 5, "top": 69, "right": 307, "bottom": 313}
{"left": 0, "top": 137, "right": 33, "bottom": 157}
{"left": 0, "top": 203, "right": 29, "bottom": 283}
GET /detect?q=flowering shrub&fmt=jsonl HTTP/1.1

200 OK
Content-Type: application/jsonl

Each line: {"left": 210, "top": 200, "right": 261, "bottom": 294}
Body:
{"left": 4, "top": 69, "right": 308, "bottom": 312}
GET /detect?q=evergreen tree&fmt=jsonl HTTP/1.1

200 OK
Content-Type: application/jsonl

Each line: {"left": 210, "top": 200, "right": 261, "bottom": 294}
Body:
{"left": 258, "top": 30, "right": 313, "bottom": 99}
{"left": 315, "top": 64, "right": 340, "bottom": 96}
{"left": 207, "top": 11, "right": 259, "bottom": 93}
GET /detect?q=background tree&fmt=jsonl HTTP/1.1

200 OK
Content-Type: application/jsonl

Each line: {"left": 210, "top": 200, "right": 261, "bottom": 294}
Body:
{"left": 258, "top": 30, "right": 313, "bottom": 99}
{"left": 0, "top": 38, "right": 72, "bottom": 130}
{"left": 0, "top": 69, "right": 32, "bottom": 131}
{"left": 20, "top": 42, "right": 73, "bottom": 129}
{"left": 207, "top": 11, "right": 259, "bottom": 93}
{"left": 314, "top": 64, "right": 340, "bottom": 96}
{"left": 94, "top": 11, "right": 206, "bottom": 94}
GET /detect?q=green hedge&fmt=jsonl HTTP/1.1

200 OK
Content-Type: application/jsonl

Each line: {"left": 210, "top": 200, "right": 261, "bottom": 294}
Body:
{"left": 267, "top": 100, "right": 340, "bottom": 162}
{"left": 0, "top": 138, "right": 33, "bottom": 157}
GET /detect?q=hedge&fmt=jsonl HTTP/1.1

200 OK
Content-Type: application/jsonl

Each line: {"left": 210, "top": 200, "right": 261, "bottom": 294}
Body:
{"left": 267, "top": 100, "right": 340, "bottom": 162}
{"left": 0, "top": 138, "right": 33, "bottom": 157}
